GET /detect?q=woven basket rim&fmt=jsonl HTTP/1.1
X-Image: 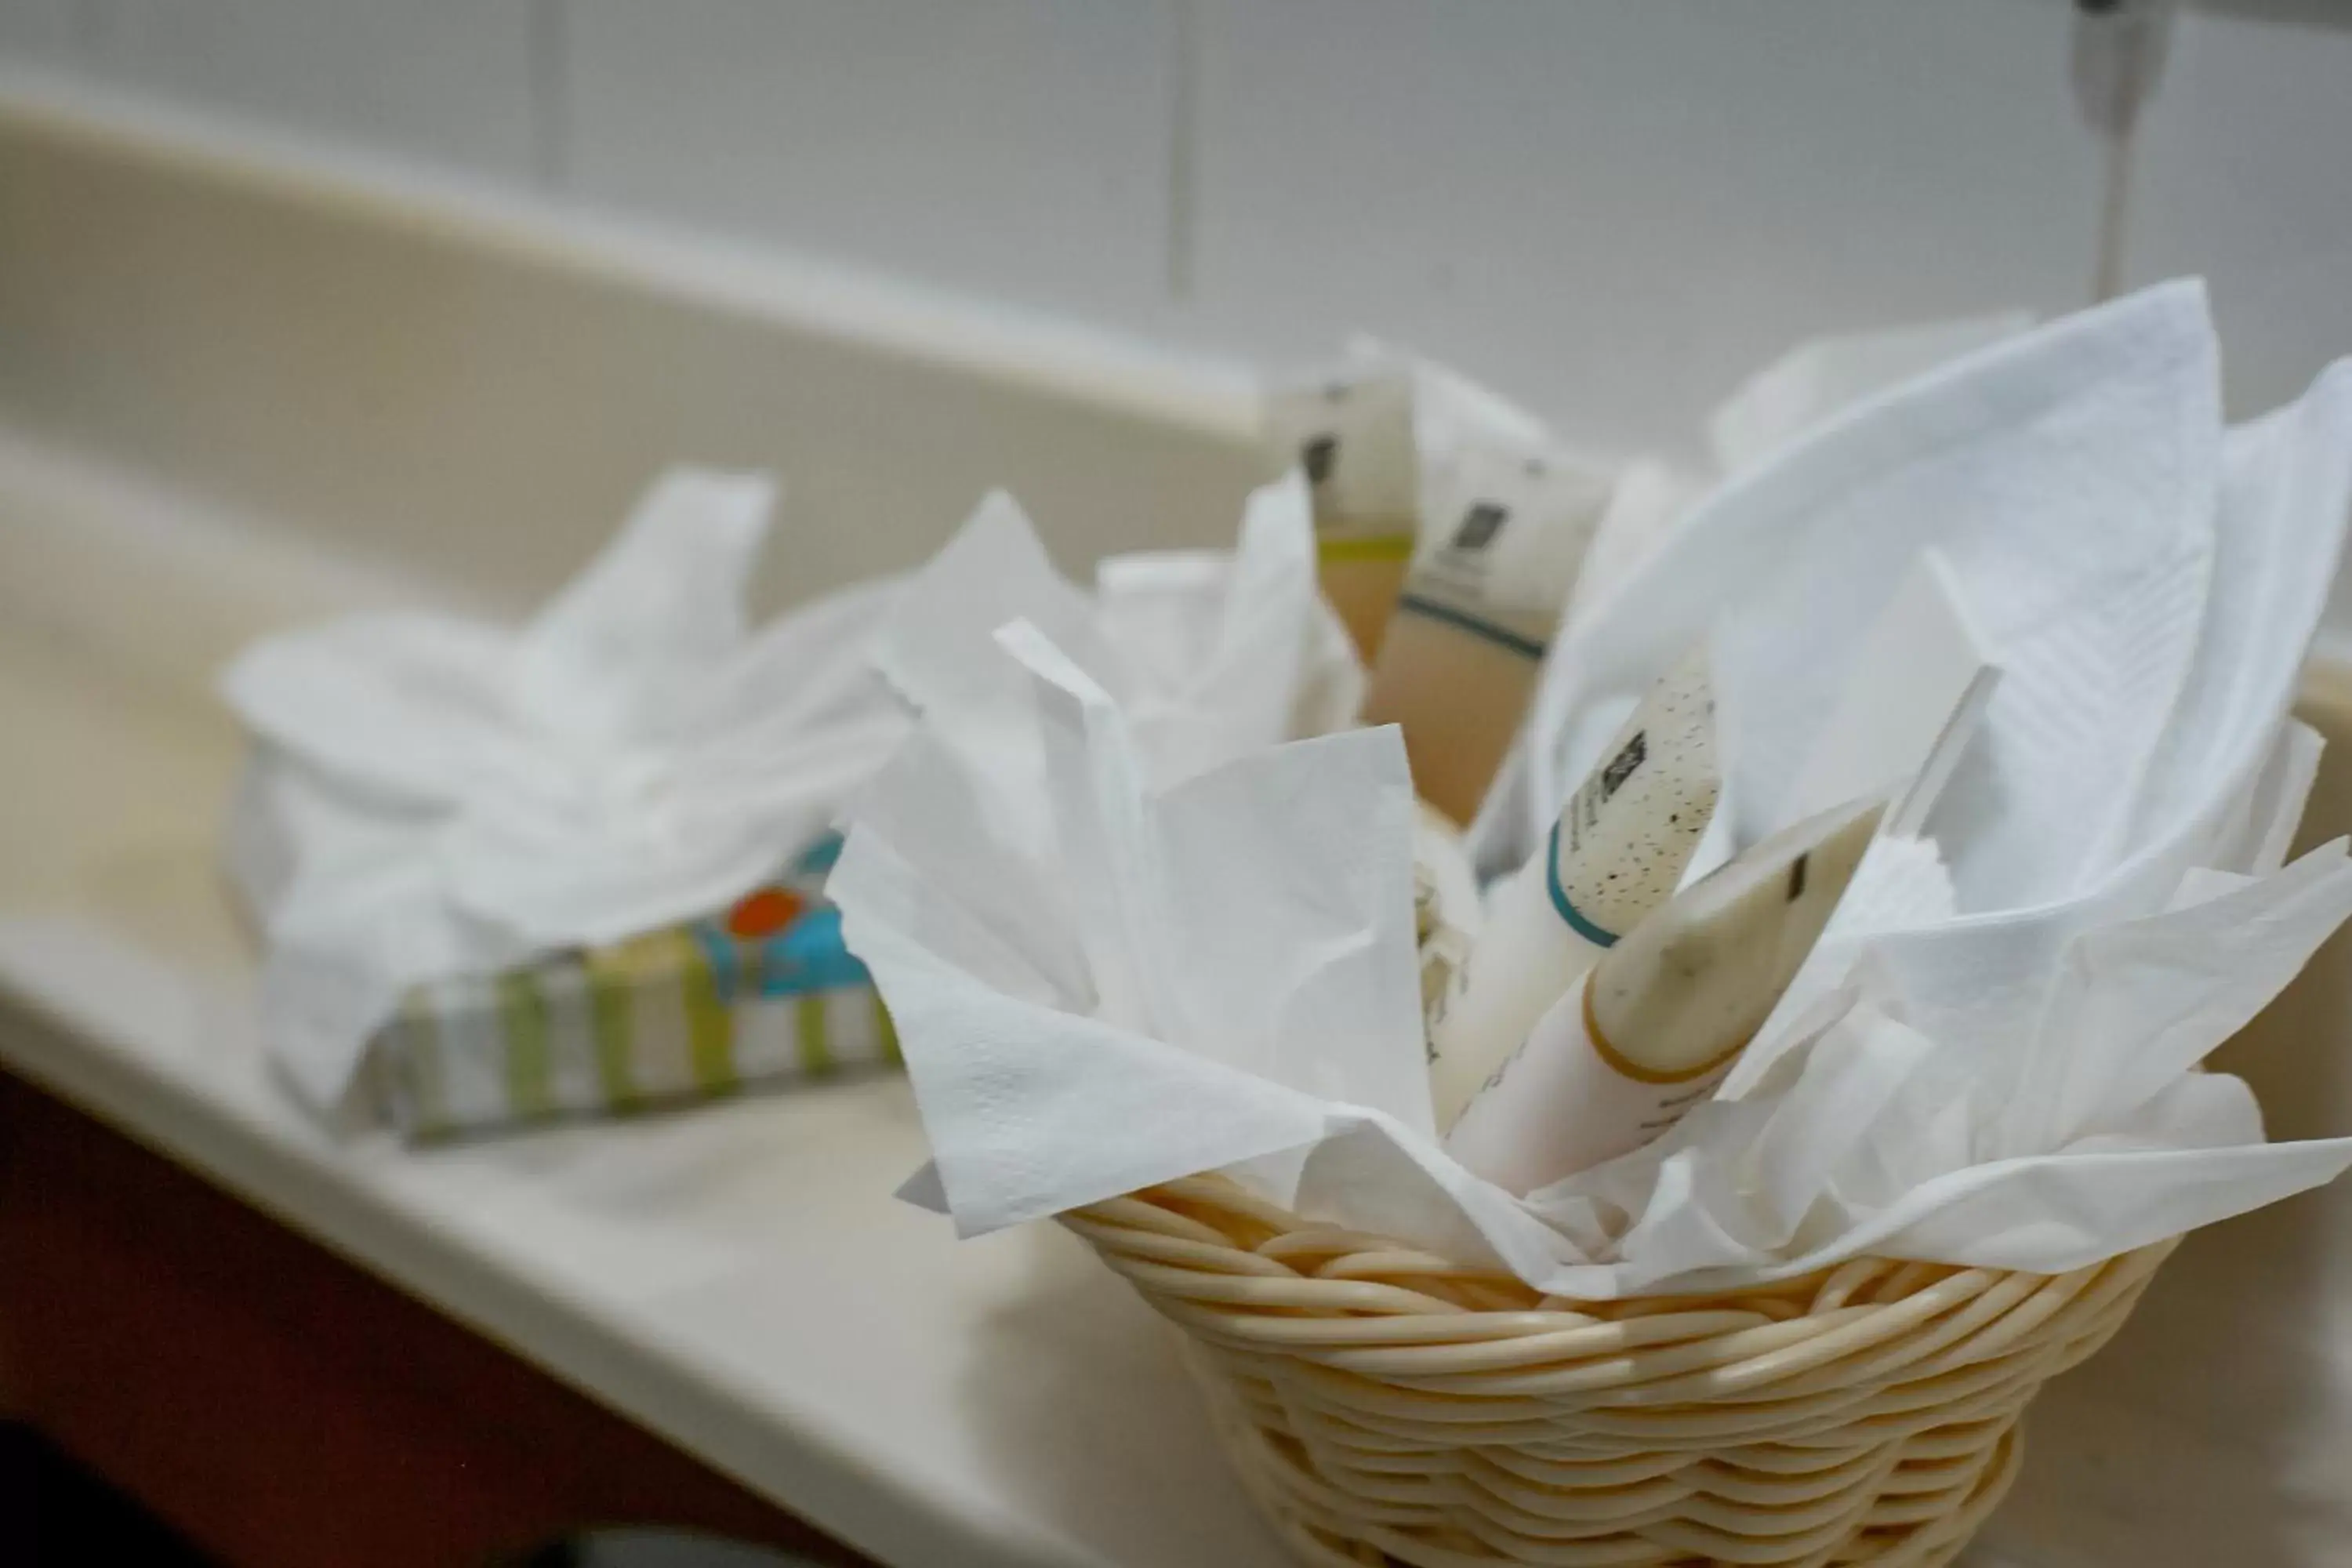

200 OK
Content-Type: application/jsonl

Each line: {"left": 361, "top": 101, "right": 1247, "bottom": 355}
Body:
{"left": 1068, "top": 1171, "right": 2176, "bottom": 1312}
{"left": 1064, "top": 1173, "right": 2177, "bottom": 1568}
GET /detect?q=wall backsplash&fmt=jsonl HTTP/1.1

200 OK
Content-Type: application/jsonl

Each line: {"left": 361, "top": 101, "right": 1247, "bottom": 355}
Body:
{"left": 0, "top": 0, "right": 2347, "bottom": 450}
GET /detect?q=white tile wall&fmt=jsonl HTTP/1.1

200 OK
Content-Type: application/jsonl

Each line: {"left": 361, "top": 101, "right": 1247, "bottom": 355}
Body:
{"left": 2125, "top": 1, "right": 2352, "bottom": 418}
{"left": 0, "top": 0, "right": 2347, "bottom": 449}
{"left": 0, "top": 0, "right": 73, "bottom": 57}
{"left": 1185, "top": 0, "right": 2107, "bottom": 456}
{"left": 564, "top": 0, "right": 1176, "bottom": 327}
{"left": 78, "top": 0, "right": 540, "bottom": 181}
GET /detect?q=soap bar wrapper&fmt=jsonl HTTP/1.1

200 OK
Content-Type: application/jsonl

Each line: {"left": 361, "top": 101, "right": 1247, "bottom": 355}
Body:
{"left": 378, "top": 833, "right": 895, "bottom": 1139}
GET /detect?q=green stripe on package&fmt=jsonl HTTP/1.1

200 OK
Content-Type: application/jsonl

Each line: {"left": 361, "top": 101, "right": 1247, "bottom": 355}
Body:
{"left": 376, "top": 841, "right": 899, "bottom": 1140}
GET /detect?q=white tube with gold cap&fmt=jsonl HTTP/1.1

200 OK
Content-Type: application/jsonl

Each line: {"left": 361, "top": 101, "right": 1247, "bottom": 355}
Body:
{"left": 1447, "top": 792, "right": 1886, "bottom": 1194}
{"left": 1424, "top": 647, "right": 1719, "bottom": 1130}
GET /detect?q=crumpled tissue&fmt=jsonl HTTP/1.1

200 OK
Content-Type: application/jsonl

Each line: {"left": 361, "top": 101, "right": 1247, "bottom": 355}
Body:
{"left": 837, "top": 624, "right": 1427, "bottom": 1236}
{"left": 839, "top": 281, "right": 2352, "bottom": 1298}
{"left": 224, "top": 468, "right": 908, "bottom": 1107}
{"left": 874, "top": 470, "right": 1363, "bottom": 786}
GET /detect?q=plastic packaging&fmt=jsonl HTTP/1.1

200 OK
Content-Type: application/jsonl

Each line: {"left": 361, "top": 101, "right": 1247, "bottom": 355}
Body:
{"left": 1363, "top": 442, "right": 1613, "bottom": 824}
{"left": 1448, "top": 793, "right": 1886, "bottom": 1193}
{"left": 1265, "top": 364, "right": 1419, "bottom": 661}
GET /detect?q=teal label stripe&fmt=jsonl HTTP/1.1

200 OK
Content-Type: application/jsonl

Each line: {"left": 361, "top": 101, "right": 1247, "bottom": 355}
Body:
{"left": 1545, "top": 820, "right": 1621, "bottom": 949}
{"left": 1394, "top": 592, "right": 1548, "bottom": 662}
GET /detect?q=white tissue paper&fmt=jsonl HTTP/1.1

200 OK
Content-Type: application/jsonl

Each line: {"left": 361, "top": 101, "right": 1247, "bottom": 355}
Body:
{"left": 1706, "top": 311, "right": 2034, "bottom": 477}
{"left": 1547, "top": 312, "right": 2034, "bottom": 655}
{"left": 875, "top": 472, "right": 1363, "bottom": 788}
{"left": 841, "top": 281, "right": 2352, "bottom": 1298}
{"left": 839, "top": 626, "right": 1422, "bottom": 1235}
{"left": 225, "top": 468, "right": 909, "bottom": 1106}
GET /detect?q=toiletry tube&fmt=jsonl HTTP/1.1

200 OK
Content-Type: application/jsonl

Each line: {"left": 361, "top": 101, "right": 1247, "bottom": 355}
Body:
{"left": 1265, "top": 365, "right": 1420, "bottom": 661}
{"left": 1425, "top": 648, "right": 1719, "bottom": 1130}
{"left": 1447, "top": 793, "right": 1886, "bottom": 1194}
{"left": 1362, "top": 443, "right": 1614, "bottom": 825}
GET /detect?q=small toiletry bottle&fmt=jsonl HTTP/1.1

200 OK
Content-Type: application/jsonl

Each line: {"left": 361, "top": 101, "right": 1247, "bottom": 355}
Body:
{"left": 1425, "top": 648, "right": 1719, "bottom": 1130}
{"left": 1265, "top": 365, "right": 1420, "bottom": 662}
{"left": 1362, "top": 443, "right": 1614, "bottom": 826}
{"left": 1447, "top": 793, "right": 1886, "bottom": 1194}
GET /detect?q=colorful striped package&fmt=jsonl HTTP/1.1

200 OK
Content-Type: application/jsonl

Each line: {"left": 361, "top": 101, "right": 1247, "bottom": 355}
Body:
{"left": 376, "top": 835, "right": 898, "bottom": 1139}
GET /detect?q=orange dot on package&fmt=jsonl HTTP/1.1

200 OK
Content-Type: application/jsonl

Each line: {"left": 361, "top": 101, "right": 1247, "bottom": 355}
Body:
{"left": 725, "top": 886, "right": 804, "bottom": 940}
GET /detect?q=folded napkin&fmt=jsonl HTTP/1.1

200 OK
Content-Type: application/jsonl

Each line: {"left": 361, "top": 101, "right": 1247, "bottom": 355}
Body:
{"left": 1543, "top": 311, "right": 2034, "bottom": 688}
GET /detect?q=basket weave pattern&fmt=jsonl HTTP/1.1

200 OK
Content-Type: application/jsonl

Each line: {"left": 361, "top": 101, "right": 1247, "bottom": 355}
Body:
{"left": 1065, "top": 1176, "right": 2174, "bottom": 1567}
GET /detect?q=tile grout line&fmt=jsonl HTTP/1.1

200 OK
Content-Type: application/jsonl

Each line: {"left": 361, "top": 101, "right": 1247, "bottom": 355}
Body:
{"left": 1164, "top": 0, "right": 1202, "bottom": 305}
{"left": 2070, "top": 0, "right": 2180, "bottom": 303}
{"left": 528, "top": 0, "right": 571, "bottom": 193}
{"left": 2092, "top": 111, "right": 2139, "bottom": 302}
{"left": 70, "top": 0, "right": 105, "bottom": 63}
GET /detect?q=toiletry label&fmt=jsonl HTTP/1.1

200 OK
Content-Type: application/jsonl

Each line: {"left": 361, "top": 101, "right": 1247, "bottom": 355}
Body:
{"left": 1446, "top": 978, "right": 1738, "bottom": 1195}
{"left": 1394, "top": 443, "right": 1612, "bottom": 659}
{"left": 1265, "top": 365, "right": 1419, "bottom": 553}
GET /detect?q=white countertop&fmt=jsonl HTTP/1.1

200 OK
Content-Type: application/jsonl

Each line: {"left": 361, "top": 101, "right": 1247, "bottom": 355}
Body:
{"left": 0, "top": 471, "right": 1292, "bottom": 1568}
{"left": 17, "top": 443, "right": 2352, "bottom": 1568}
{"left": 10, "top": 85, "right": 2349, "bottom": 1564}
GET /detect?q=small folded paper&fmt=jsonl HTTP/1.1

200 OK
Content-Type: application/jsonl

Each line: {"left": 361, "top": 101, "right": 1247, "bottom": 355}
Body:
{"left": 840, "top": 283, "right": 2352, "bottom": 1298}
{"left": 378, "top": 833, "right": 897, "bottom": 1140}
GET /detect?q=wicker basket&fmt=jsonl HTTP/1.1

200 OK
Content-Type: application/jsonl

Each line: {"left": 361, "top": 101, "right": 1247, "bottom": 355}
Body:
{"left": 1064, "top": 1174, "right": 2176, "bottom": 1568}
